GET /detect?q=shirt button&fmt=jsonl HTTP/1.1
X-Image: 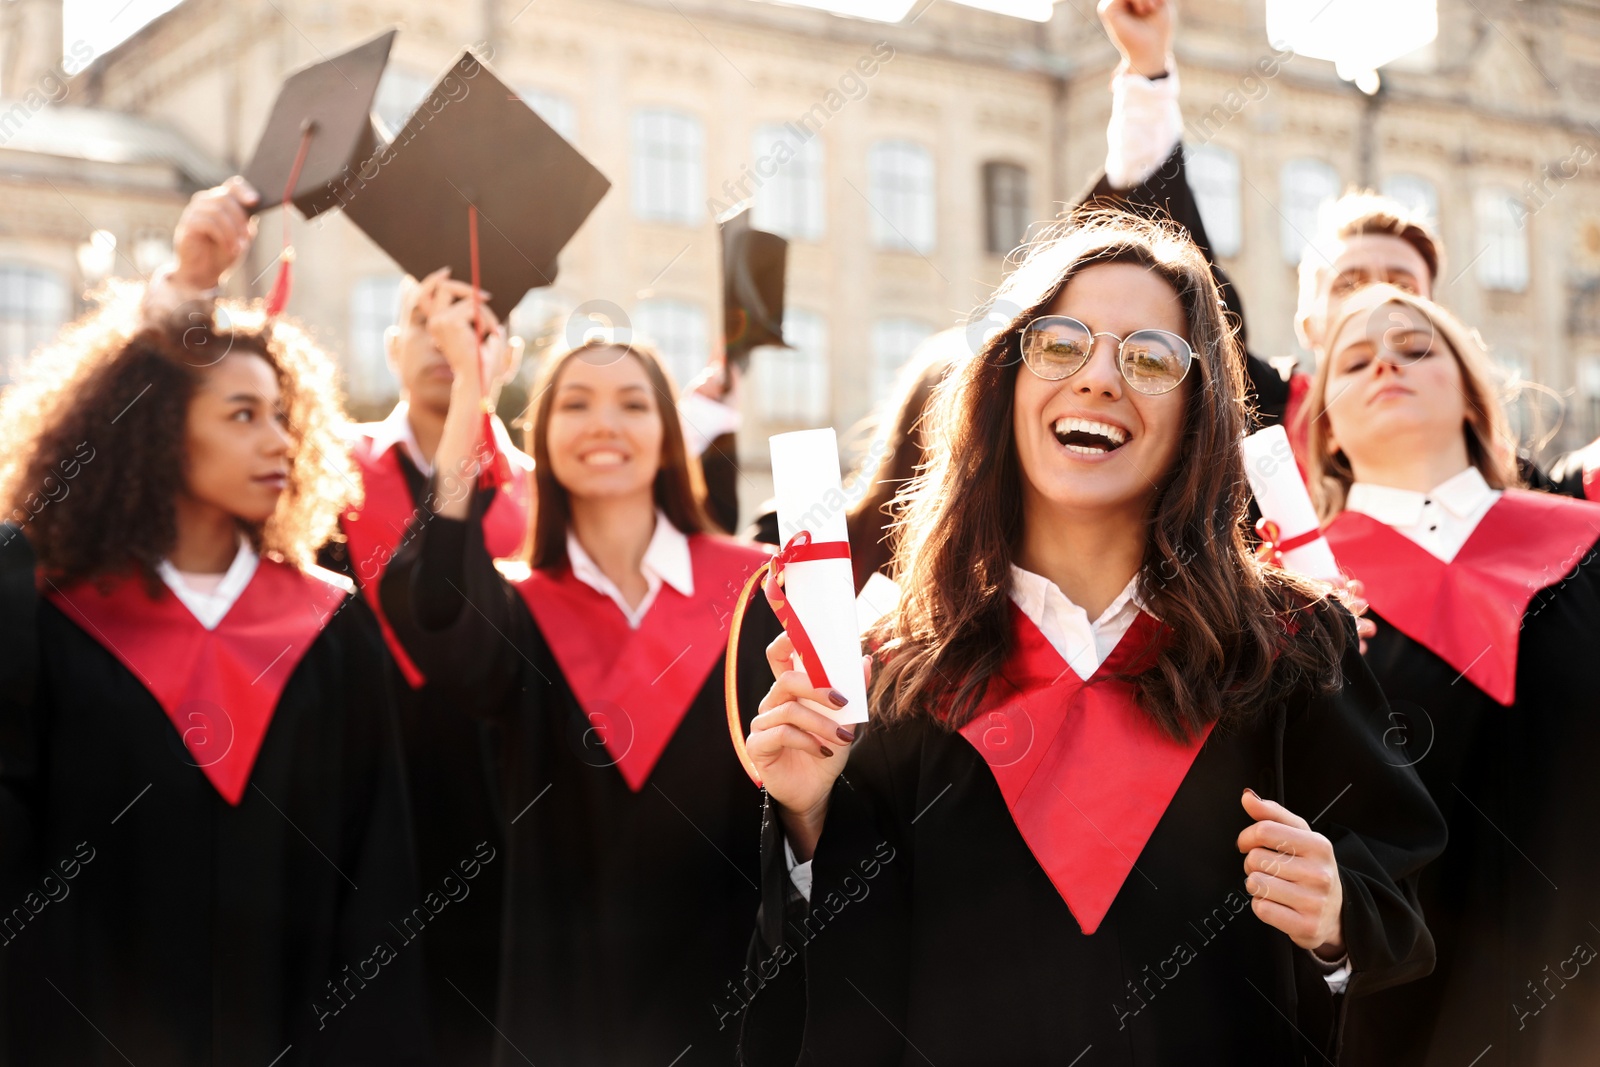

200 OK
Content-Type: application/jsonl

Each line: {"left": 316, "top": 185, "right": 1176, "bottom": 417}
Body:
{"left": 1428, "top": 524, "right": 1438, "bottom": 532}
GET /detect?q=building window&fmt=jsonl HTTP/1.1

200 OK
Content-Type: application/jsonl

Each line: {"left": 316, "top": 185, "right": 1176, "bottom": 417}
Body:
{"left": 754, "top": 308, "right": 829, "bottom": 424}
{"left": 750, "top": 124, "right": 825, "bottom": 242}
{"left": 1579, "top": 356, "right": 1600, "bottom": 443}
{"left": 982, "top": 161, "right": 1030, "bottom": 256}
{"left": 1475, "top": 187, "right": 1529, "bottom": 293}
{"left": 1382, "top": 173, "right": 1439, "bottom": 227}
{"left": 632, "top": 109, "right": 704, "bottom": 226}
{"left": 348, "top": 275, "right": 404, "bottom": 404}
{"left": 1279, "top": 158, "right": 1340, "bottom": 264}
{"left": 374, "top": 66, "right": 434, "bottom": 136}
{"left": 868, "top": 141, "right": 936, "bottom": 253}
{"left": 519, "top": 86, "right": 578, "bottom": 141}
{"left": 634, "top": 298, "right": 708, "bottom": 388}
{"left": 0, "top": 265, "right": 70, "bottom": 382}
{"left": 871, "top": 317, "right": 935, "bottom": 404}
{"left": 1188, "top": 145, "right": 1242, "bottom": 257}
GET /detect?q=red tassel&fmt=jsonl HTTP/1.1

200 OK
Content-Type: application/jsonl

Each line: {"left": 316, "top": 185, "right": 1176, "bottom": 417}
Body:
{"left": 265, "top": 249, "right": 294, "bottom": 318}
{"left": 266, "top": 125, "right": 314, "bottom": 318}
{"left": 466, "top": 203, "right": 510, "bottom": 492}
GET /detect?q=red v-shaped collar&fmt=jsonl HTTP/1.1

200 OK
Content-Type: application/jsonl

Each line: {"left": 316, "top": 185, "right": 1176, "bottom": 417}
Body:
{"left": 44, "top": 560, "right": 350, "bottom": 804}
{"left": 342, "top": 431, "right": 531, "bottom": 687}
{"left": 514, "top": 535, "right": 770, "bottom": 791}
{"left": 958, "top": 606, "right": 1212, "bottom": 934}
{"left": 1324, "top": 489, "right": 1600, "bottom": 705}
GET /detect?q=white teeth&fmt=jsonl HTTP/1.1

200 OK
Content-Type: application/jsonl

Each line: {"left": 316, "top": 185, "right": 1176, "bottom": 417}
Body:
{"left": 582, "top": 450, "right": 627, "bottom": 467}
{"left": 1052, "top": 416, "right": 1127, "bottom": 447}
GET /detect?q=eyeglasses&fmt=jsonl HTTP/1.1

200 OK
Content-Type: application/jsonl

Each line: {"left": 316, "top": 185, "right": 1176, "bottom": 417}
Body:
{"left": 1019, "top": 315, "right": 1194, "bottom": 395}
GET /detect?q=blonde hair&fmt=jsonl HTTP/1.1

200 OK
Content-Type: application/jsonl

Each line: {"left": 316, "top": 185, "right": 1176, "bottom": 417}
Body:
{"left": 1304, "top": 284, "right": 1520, "bottom": 520}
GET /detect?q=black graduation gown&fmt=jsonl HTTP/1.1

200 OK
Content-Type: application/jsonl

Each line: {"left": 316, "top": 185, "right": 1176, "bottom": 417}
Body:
{"left": 1329, "top": 492, "right": 1600, "bottom": 1065}
{"left": 739, "top": 605, "right": 1446, "bottom": 1067}
{"left": 321, "top": 439, "right": 512, "bottom": 1067}
{"left": 0, "top": 525, "right": 430, "bottom": 1067}
{"left": 380, "top": 506, "right": 783, "bottom": 1067}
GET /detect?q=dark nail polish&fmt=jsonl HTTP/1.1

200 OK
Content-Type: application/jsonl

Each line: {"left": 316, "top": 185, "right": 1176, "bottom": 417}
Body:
{"left": 836, "top": 726, "right": 856, "bottom": 743}
{"left": 819, "top": 745, "right": 835, "bottom": 758}
{"left": 828, "top": 690, "right": 849, "bottom": 707}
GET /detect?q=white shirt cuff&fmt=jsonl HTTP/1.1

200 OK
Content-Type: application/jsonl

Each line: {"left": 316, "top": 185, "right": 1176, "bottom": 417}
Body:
{"left": 1312, "top": 948, "right": 1352, "bottom": 994}
{"left": 782, "top": 836, "right": 814, "bottom": 903}
{"left": 1104, "top": 66, "right": 1184, "bottom": 190}
{"left": 677, "top": 391, "right": 741, "bottom": 459}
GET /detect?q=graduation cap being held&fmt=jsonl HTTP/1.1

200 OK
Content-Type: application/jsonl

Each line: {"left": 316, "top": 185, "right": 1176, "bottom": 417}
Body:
{"left": 717, "top": 202, "right": 790, "bottom": 372}
{"left": 241, "top": 29, "right": 398, "bottom": 316}
{"left": 341, "top": 49, "right": 612, "bottom": 488}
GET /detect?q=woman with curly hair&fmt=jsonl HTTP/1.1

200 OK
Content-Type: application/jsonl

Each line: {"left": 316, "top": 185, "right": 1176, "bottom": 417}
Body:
{"left": 738, "top": 214, "right": 1446, "bottom": 1064}
{"left": 1308, "top": 285, "right": 1600, "bottom": 1066}
{"left": 0, "top": 179, "right": 429, "bottom": 1065}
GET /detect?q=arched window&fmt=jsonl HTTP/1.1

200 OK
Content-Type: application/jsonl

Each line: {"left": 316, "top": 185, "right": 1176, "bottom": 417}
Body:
{"left": 1188, "top": 145, "right": 1242, "bottom": 257}
{"left": 0, "top": 265, "right": 70, "bottom": 381}
{"left": 868, "top": 140, "right": 936, "bottom": 253}
{"left": 1279, "top": 158, "right": 1340, "bottom": 264}
{"left": 754, "top": 308, "right": 830, "bottom": 423}
{"left": 632, "top": 109, "right": 704, "bottom": 226}
{"left": 634, "top": 298, "right": 708, "bottom": 388}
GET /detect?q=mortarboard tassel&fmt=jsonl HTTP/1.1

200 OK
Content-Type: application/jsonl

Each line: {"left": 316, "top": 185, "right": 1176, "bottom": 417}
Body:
{"left": 265, "top": 122, "right": 315, "bottom": 318}
{"left": 468, "top": 203, "right": 513, "bottom": 492}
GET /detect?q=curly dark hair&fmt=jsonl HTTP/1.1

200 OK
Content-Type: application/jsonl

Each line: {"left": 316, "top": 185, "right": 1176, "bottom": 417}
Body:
{"left": 870, "top": 212, "right": 1349, "bottom": 742}
{"left": 0, "top": 281, "right": 357, "bottom": 587}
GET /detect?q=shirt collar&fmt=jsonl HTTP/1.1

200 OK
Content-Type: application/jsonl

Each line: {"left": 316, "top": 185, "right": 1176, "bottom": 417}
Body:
{"left": 366, "top": 401, "right": 434, "bottom": 478}
{"left": 566, "top": 511, "right": 695, "bottom": 600}
{"left": 157, "top": 535, "right": 260, "bottom": 630}
{"left": 1346, "top": 465, "right": 1493, "bottom": 527}
{"left": 1008, "top": 565, "right": 1147, "bottom": 628}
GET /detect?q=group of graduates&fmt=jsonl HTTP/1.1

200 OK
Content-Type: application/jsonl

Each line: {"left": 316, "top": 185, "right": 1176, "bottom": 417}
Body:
{"left": 2, "top": 1, "right": 1599, "bottom": 1064}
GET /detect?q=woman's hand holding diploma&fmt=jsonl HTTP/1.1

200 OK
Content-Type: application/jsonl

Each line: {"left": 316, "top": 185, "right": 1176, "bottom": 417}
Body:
{"left": 747, "top": 631, "right": 869, "bottom": 861}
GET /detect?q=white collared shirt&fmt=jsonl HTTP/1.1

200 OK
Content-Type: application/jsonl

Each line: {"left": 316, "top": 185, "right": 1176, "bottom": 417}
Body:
{"left": 158, "top": 536, "right": 260, "bottom": 630}
{"left": 1008, "top": 565, "right": 1147, "bottom": 679}
{"left": 1105, "top": 67, "right": 1184, "bottom": 190}
{"left": 366, "top": 401, "right": 435, "bottom": 478}
{"left": 1345, "top": 466, "right": 1501, "bottom": 563}
{"left": 565, "top": 510, "right": 694, "bottom": 629}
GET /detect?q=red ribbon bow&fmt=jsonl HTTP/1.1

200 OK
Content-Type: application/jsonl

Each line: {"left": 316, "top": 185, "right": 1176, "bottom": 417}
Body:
{"left": 1253, "top": 518, "right": 1322, "bottom": 569}
{"left": 724, "top": 529, "right": 853, "bottom": 787}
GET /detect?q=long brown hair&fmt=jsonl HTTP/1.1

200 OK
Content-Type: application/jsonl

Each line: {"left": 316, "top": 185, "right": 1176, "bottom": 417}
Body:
{"left": 845, "top": 329, "right": 963, "bottom": 590}
{"left": 871, "top": 212, "right": 1348, "bottom": 741}
{"left": 1304, "top": 283, "right": 1521, "bottom": 521}
{"left": 523, "top": 338, "right": 709, "bottom": 570}
{"left": 0, "top": 281, "right": 355, "bottom": 588}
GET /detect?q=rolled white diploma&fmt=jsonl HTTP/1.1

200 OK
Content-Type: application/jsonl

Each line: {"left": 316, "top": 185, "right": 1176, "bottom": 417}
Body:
{"left": 1240, "top": 425, "right": 1343, "bottom": 583}
{"left": 769, "top": 428, "right": 871, "bottom": 725}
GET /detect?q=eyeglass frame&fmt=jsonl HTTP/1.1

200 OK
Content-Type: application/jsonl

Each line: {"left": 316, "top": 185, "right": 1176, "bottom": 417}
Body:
{"left": 1017, "top": 315, "right": 1195, "bottom": 396}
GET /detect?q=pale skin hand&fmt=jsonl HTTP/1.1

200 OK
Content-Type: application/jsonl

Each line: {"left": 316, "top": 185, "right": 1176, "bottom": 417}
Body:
{"left": 1237, "top": 789, "right": 1346, "bottom": 959}
{"left": 143, "top": 177, "right": 259, "bottom": 324}
{"left": 426, "top": 278, "right": 511, "bottom": 521}
{"left": 1097, "top": 0, "right": 1173, "bottom": 79}
{"left": 746, "top": 631, "right": 869, "bottom": 861}
{"left": 1333, "top": 577, "right": 1378, "bottom": 655}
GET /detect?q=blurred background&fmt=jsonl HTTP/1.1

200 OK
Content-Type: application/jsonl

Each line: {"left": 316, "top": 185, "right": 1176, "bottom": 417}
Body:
{"left": 3, "top": 0, "right": 1600, "bottom": 511}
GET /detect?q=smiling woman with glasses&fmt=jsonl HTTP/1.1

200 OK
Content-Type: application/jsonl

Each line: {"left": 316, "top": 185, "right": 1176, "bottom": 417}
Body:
{"left": 736, "top": 213, "right": 1446, "bottom": 1065}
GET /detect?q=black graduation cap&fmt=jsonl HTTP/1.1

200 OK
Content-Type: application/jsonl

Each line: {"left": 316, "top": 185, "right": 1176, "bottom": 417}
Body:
{"left": 241, "top": 29, "right": 396, "bottom": 219}
{"left": 718, "top": 202, "right": 789, "bottom": 369}
{"left": 340, "top": 51, "right": 612, "bottom": 322}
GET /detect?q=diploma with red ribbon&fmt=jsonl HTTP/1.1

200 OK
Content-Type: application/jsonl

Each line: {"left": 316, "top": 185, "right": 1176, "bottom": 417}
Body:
{"left": 1240, "top": 425, "right": 1342, "bottom": 583}
{"left": 725, "top": 428, "right": 869, "bottom": 786}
